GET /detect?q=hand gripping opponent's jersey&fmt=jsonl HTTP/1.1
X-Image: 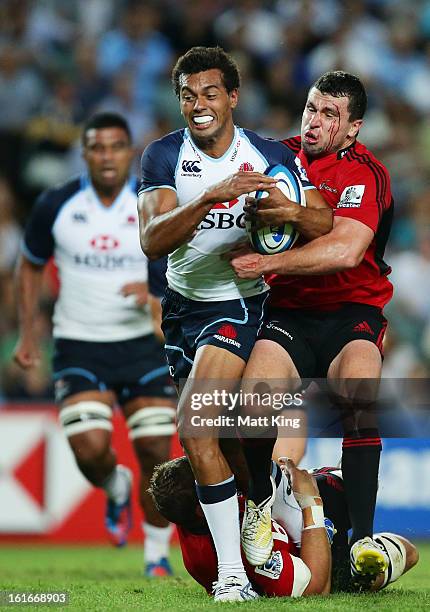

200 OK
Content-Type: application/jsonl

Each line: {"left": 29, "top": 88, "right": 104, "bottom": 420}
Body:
{"left": 269, "top": 137, "right": 394, "bottom": 311}
{"left": 177, "top": 517, "right": 310, "bottom": 598}
{"left": 23, "top": 176, "right": 154, "bottom": 342}
{"left": 139, "top": 126, "right": 314, "bottom": 301}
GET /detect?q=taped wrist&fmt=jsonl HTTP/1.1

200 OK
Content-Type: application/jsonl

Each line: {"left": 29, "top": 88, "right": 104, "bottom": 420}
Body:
{"left": 295, "top": 493, "right": 325, "bottom": 529}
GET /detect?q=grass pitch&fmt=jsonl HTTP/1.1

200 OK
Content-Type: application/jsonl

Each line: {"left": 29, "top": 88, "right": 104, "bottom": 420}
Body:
{"left": 0, "top": 542, "right": 429, "bottom": 611}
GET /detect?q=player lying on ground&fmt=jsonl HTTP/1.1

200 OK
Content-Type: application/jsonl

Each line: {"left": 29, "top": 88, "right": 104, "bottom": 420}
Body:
{"left": 149, "top": 456, "right": 419, "bottom": 598}
{"left": 150, "top": 455, "right": 331, "bottom": 598}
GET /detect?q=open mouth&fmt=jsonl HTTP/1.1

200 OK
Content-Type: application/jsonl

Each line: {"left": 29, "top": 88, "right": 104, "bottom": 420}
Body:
{"left": 101, "top": 168, "right": 117, "bottom": 178}
{"left": 192, "top": 115, "right": 214, "bottom": 129}
{"left": 304, "top": 131, "right": 319, "bottom": 144}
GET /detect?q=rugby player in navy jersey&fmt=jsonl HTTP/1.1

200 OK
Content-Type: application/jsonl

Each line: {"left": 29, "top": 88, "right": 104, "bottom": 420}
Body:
{"left": 138, "top": 46, "right": 334, "bottom": 601}
{"left": 231, "top": 71, "right": 394, "bottom": 581}
{"left": 14, "top": 113, "right": 176, "bottom": 576}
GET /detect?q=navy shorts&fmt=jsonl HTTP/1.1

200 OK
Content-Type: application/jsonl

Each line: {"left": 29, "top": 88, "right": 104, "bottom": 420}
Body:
{"left": 161, "top": 288, "right": 268, "bottom": 384}
{"left": 258, "top": 303, "right": 387, "bottom": 379}
{"left": 52, "top": 335, "right": 175, "bottom": 404}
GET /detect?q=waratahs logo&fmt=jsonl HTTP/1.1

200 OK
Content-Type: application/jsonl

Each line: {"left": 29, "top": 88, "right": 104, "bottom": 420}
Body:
{"left": 213, "top": 324, "right": 241, "bottom": 348}
{"left": 239, "top": 162, "right": 254, "bottom": 172}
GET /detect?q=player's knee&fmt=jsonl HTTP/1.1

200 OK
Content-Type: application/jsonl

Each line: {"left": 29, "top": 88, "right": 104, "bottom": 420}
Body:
{"left": 127, "top": 406, "right": 176, "bottom": 440}
{"left": 60, "top": 401, "right": 113, "bottom": 438}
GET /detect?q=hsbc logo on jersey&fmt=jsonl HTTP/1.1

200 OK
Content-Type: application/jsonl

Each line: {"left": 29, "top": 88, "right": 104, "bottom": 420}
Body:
{"left": 90, "top": 235, "right": 120, "bottom": 251}
{"left": 197, "top": 211, "right": 245, "bottom": 231}
{"left": 212, "top": 198, "right": 239, "bottom": 210}
{"left": 181, "top": 160, "right": 201, "bottom": 175}
{"left": 337, "top": 185, "right": 365, "bottom": 208}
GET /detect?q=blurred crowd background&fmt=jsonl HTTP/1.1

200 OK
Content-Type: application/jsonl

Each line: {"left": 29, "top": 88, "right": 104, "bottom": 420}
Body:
{"left": 1, "top": 0, "right": 430, "bottom": 401}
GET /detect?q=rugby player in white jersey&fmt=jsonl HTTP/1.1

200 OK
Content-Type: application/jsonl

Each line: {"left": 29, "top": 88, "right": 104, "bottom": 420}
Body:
{"left": 138, "top": 46, "right": 333, "bottom": 601}
{"left": 14, "top": 113, "right": 176, "bottom": 576}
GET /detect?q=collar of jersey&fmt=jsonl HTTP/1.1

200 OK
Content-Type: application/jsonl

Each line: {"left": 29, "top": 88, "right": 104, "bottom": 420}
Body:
{"left": 305, "top": 140, "right": 356, "bottom": 165}
{"left": 82, "top": 174, "right": 134, "bottom": 211}
{"left": 185, "top": 125, "right": 239, "bottom": 163}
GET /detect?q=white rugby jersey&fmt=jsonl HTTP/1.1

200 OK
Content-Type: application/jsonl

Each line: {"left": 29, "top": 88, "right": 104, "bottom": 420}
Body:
{"left": 23, "top": 176, "right": 153, "bottom": 341}
{"left": 140, "top": 126, "right": 314, "bottom": 301}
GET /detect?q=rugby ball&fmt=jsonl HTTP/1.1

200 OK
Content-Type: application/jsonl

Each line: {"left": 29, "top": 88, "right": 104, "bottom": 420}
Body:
{"left": 246, "top": 164, "right": 306, "bottom": 254}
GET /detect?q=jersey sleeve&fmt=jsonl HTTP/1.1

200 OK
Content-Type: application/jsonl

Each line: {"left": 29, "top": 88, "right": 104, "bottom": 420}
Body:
{"left": 334, "top": 163, "right": 391, "bottom": 233}
{"left": 290, "top": 555, "right": 312, "bottom": 597}
{"left": 247, "top": 530, "right": 311, "bottom": 597}
{"left": 22, "top": 191, "right": 58, "bottom": 265}
{"left": 139, "top": 137, "right": 178, "bottom": 194}
{"left": 148, "top": 257, "right": 168, "bottom": 298}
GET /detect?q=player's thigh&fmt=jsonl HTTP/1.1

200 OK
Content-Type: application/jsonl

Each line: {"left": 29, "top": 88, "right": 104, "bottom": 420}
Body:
{"left": 114, "top": 334, "right": 176, "bottom": 444}
{"left": 53, "top": 338, "right": 116, "bottom": 452}
{"left": 257, "top": 309, "right": 316, "bottom": 382}
{"left": 177, "top": 344, "right": 246, "bottom": 438}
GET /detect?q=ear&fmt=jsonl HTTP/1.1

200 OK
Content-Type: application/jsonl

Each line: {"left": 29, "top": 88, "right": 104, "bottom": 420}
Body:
{"left": 229, "top": 88, "right": 239, "bottom": 110}
{"left": 349, "top": 118, "right": 363, "bottom": 139}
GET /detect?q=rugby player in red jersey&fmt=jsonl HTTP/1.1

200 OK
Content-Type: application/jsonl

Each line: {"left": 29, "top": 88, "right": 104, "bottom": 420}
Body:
{"left": 231, "top": 71, "right": 393, "bottom": 579}
{"left": 149, "top": 456, "right": 418, "bottom": 598}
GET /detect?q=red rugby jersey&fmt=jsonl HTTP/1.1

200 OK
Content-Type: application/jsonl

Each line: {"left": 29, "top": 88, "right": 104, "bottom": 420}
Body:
{"left": 177, "top": 517, "right": 310, "bottom": 597}
{"left": 267, "top": 137, "right": 393, "bottom": 310}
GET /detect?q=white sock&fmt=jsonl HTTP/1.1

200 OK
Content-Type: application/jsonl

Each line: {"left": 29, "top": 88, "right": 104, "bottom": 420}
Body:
{"left": 102, "top": 464, "right": 131, "bottom": 505}
{"left": 271, "top": 461, "right": 303, "bottom": 545}
{"left": 197, "top": 476, "right": 246, "bottom": 580}
{"left": 143, "top": 522, "right": 173, "bottom": 564}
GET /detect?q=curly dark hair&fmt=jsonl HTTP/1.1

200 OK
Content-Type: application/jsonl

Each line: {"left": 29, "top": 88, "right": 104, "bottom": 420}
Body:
{"left": 148, "top": 456, "right": 203, "bottom": 532}
{"left": 172, "top": 46, "right": 241, "bottom": 98}
{"left": 312, "top": 71, "right": 367, "bottom": 121}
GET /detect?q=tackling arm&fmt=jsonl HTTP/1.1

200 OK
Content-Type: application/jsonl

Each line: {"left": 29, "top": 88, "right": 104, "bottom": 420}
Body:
{"left": 231, "top": 216, "right": 374, "bottom": 279}
{"left": 285, "top": 460, "right": 331, "bottom": 596}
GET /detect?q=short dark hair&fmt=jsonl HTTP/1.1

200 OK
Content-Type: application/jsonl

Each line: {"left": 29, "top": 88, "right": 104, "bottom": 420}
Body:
{"left": 82, "top": 112, "right": 132, "bottom": 145}
{"left": 148, "top": 456, "right": 203, "bottom": 532}
{"left": 172, "top": 46, "right": 240, "bottom": 97}
{"left": 312, "top": 71, "right": 367, "bottom": 121}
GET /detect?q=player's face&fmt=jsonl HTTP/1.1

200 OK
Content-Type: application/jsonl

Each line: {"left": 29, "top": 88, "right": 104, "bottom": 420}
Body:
{"left": 301, "top": 87, "right": 363, "bottom": 157}
{"left": 179, "top": 69, "right": 238, "bottom": 147}
{"left": 83, "top": 127, "right": 134, "bottom": 191}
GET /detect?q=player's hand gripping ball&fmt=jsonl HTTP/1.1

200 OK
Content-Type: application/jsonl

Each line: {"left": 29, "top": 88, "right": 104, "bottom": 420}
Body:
{"left": 245, "top": 164, "right": 306, "bottom": 254}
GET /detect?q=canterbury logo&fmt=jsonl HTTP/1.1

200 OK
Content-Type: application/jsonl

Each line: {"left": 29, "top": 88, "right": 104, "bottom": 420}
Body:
{"left": 182, "top": 160, "right": 201, "bottom": 173}
{"left": 353, "top": 321, "right": 374, "bottom": 335}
